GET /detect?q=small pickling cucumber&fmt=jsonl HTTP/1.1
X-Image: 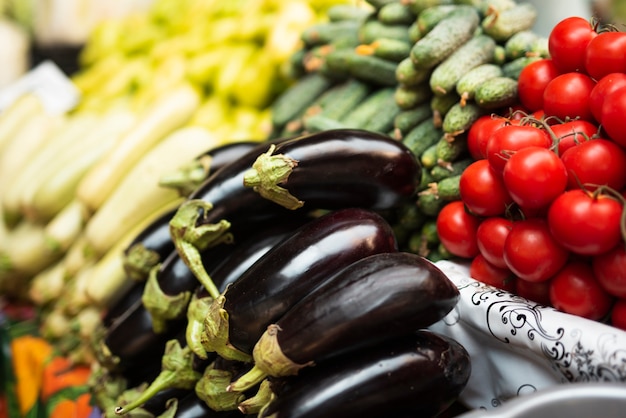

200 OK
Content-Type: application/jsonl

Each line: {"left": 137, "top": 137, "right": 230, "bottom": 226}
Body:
{"left": 402, "top": 118, "right": 442, "bottom": 159}
{"left": 456, "top": 63, "right": 504, "bottom": 105}
{"left": 302, "top": 114, "right": 348, "bottom": 133}
{"left": 358, "top": 17, "right": 412, "bottom": 44}
{"left": 394, "top": 83, "right": 433, "bottom": 110}
{"left": 393, "top": 103, "right": 432, "bottom": 137}
{"left": 301, "top": 20, "right": 361, "bottom": 48}
{"left": 408, "top": 20, "right": 422, "bottom": 43}
{"left": 327, "top": 4, "right": 373, "bottom": 22}
{"left": 322, "top": 49, "right": 398, "bottom": 86}
{"left": 396, "top": 57, "right": 432, "bottom": 87}
{"left": 435, "top": 133, "right": 469, "bottom": 162}
{"left": 416, "top": 5, "right": 462, "bottom": 34}
{"left": 317, "top": 78, "right": 372, "bottom": 121}
{"left": 493, "top": 44, "right": 507, "bottom": 66}
{"left": 435, "top": 174, "right": 462, "bottom": 201}
{"left": 502, "top": 55, "right": 542, "bottom": 80}
{"left": 430, "top": 92, "right": 460, "bottom": 127}
{"left": 409, "top": 6, "right": 480, "bottom": 69}
{"left": 454, "top": 0, "right": 516, "bottom": 16}
{"left": 406, "top": 0, "right": 454, "bottom": 15}
{"left": 481, "top": 2, "right": 538, "bottom": 42}
{"left": 430, "top": 157, "right": 472, "bottom": 182}
{"left": 365, "top": 0, "right": 398, "bottom": 10}
{"left": 362, "top": 97, "right": 402, "bottom": 134}
{"left": 341, "top": 87, "right": 397, "bottom": 128}
{"left": 357, "top": 38, "right": 412, "bottom": 62}
{"left": 420, "top": 141, "right": 439, "bottom": 169}
{"left": 442, "top": 101, "right": 487, "bottom": 136}
{"left": 504, "top": 30, "right": 541, "bottom": 60}
{"left": 417, "top": 189, "right": 445, "bottom": 217}
{"left": 378, "top": 2, "right": 416, "bottom": 25}
{"left": 271, "top": 73, "right": 335, "bottom": 129}
{"left": 474, "top": 76, "right": 519, "bottom": 110}
{"left": 429, "top": 34, "right": 497, "bottom": 96}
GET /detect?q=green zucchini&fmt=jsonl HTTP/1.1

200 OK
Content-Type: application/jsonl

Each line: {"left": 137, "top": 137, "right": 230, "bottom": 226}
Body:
{"left": 378, "top": 2, "right": 416, "bottom": 25}
{"left": 394, "top": 83, "right": 433, "bottom": 110}
{"left": 442, "top": 101, "right": 487, "bottom": 135}
{"left": 481, "top": 2, "right": 538, "bottom": 42}
{"left": 456, "top": 63, "right": 504, "bottom": 104}
{"left": 395, "top": 57, "right": 432, "bottom": 87}
{"left": 271, "top": 73, "right": 335, "bottom": 129}
{"left": 474, "top": 76, "right": 518, "bottom": 110}
{"left": 409, "top": 6, "right": 480, "bottom": 69}
{"left": 429, "top": 34, "right": 497, "bottom": 95}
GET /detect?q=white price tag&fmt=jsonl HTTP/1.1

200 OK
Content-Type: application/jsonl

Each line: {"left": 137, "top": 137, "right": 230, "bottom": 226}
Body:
{"left": 0, "top": 61, "right": 81, "bottom": 115}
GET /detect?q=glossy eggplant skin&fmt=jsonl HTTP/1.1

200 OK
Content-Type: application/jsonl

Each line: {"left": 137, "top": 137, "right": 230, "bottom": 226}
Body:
{"left": 171, "top": 393, "right": 242, "bottom": 418}
{"left": 259, "top": 331, "right": 471, "bottom": 418}
{"left": 263, "top": 252, "right": 459, "bottom": 366}
{"left": 217, "top": 208, "right": 398, "bottom": 356}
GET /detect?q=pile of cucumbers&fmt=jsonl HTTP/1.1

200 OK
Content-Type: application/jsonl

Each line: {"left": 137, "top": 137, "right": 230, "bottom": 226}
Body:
{"left": 269, "top": 0, "right": 549, "bottom": 260}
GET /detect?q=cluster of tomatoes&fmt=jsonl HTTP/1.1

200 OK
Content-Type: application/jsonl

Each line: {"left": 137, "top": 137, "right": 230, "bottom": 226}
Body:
{"left": 435, "top": 16, "right": 626, "bottom": 331}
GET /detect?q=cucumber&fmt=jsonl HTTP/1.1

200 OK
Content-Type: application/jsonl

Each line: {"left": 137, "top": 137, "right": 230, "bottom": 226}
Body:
{"left": 481, "top": 2, "right": 538, "bottom": 42}
{"left": 317, "top": 78, "right": 372, "bottom": 120}
{"left": 358, "top": 17, "right": 412, "bottom": 44}
{"left": 435, "top": 174, "right": 462, "bottom": 201}
{"left": 363, "top": 95, "right": 402, "bottom": 133}
{"left": 402, "top": 118, "right": 442, "bottom": 159}
{"left": 327, "top": 4, "right": 373, "bottom": 22}
{"left": 378, "top": 2, "right": 416, "bottom": 25}
{"left": 406, "top": 0, "right": 454, "bottom": 15}
{"left": 363, "top": 38, "right": 412, "bottom": 62}
{"left": 394, "top": 83, "right": 433, "bottom": 110}
{"left": 419, "top": 141, "right": 439, "bottom": 169}
{"left": 302, "top": 114, "right": 348, "bottom": 133}
{"left": 393, "top": 103, "right": 432, "bottom": 137}
{"left": 409, "top": 7, "right": 480, "bottom": 69}
{"left": 301, "top": 21, "right": 361, "bottom": 47}
{"left": 340, "top": 87, "right": 397, "bottom": 128}
{"left": 456, "top": 63, "right": 503, "bottom": 105}
{"left": 417, "top": 165, "right": 434, "bottom": 192}
{"left": 474, "top": 76, "right": 518, "bottom": 110}
{"left": 430, "top": 92, "right": 460, "bottom": 127}
{"left": 346, "top": 51, "right": 400, "bottom": 86}
{"left": 417, "top": 190, "right": 445, "bottom": 217}
{"left": 504, "top": 30, "right": 540, "bottom": 60}
{"left": 365, "top": 0, "right": 398, "bottom": 10}
{"left": 453, "top": 0, "right": 516, "bottom": 16}
{"left": 430, "top": 157, "right": 472, "bottom": 181}
{"left": 502, "top": 55, "right": 542, "bottom": 80}
{"left": 271, "top": 73, "right": 335, "bottom": 129}
{"left": 395, "top": 57, "right": 432, "bottom": 87}
{"left": 407, "top": 21, "right": 422, "bottom": 44}
{"left": 435, "top": 133, "right": 468, "bottom": 162}
{"left": 493, "top": 45, "right": 507, "bottom": 66}
{"left": 429, "top": 34, "right": 497, "bottom": 95}
{"left": 442, "top": 101, "right": 487, "bottom": 136}
{"left": 416, "top": 5, "right": 462, "bottom": 34}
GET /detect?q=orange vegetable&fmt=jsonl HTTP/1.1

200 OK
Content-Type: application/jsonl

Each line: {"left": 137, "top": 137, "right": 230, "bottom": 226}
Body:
{"left": 49, "top": 393, "right": 92, "bottom": 418}
{"left": 10, "top": 336, "right": 53, "bottom": 416}
{"left": 41, "top": 357, "right": 91, "bottom": 403}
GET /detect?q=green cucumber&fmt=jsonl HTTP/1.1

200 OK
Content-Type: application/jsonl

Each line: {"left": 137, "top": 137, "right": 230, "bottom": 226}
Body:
{"left": 327, "top": 4, "right": 373, "bottom": 22}
{"left": 430, "top": 92, "right": 460, "bottom": 127}
{"left": 453, "top": 0, "right": 516, "bottom": 16}
{"left": 416, "top": 5, "right": 462, "bottom": 34}
{"left": 408, "top": 20, "right": 422, "bottom": 43}
{"left": 481, "top": 2, "right": 538, "bottom": 42}
{"left": 504, "top": 30, "right": 540, "bottom": 60}
{"left": 420, "top": 141, "right": 440, "bottom": 169}
{"left": 394, "top": 83, "right": 433, "bottom": 110}
{"left": 301, "top": 21, "right": 361, "bottom": 47}
{"left": 406, "top": 0, "right": 454, "bottom": 15}
{"left": 271, "top": 73, "right": 335, "bottom": 128}
{"left": 358, "top": 17, "right": 412, "bottom": 44}
{"left": 402, "top": 118, "right": 442, "bottom": 159}
{"left": 474, "top": 76, "right": 518, "bottom": 110}
{"left": 456, "top": 63, "right": 503, "bottom": 104}
{"left": 365, "top": 0, "right": 398, "bottom": 10}
{"left": 340, "top": 87, "right": 397, "bottom": 128}
{"left": 346, "top": 51, "right": 399, "bottom": 86}
{"left": 367, "top": 38, "right": 412, "bottom": 62}
{"left": 396, "top": 57, "right": 432, "bottom": 87}
{"left": 417, "top": 165, "right": 434, "bottom": 191}
{"left": 409, "top": 6, "right": 480, "bottom": 69}
{"left": 302, "top": 114, "right": 348, "bottom": 133}
{"left": 502, "top": 55, "right": 542, "bottom": 80}
{"left": 435, "top": 174, "right": 462, "bottom": 201}
{"left": 429, "top": 34, "right": 497, "bottom": 96}
{"left": 378, "top": 2, "right": 416, "bottom": 25}
{"left": 435, "top": 133, "right": 469, "bottom": 162}
{"left": 393, "top": 103, "right": 432, "bottom": 137}
{"left": 442, "top": 101, "right": 487, "bottom": 135}
{"left": 417, "top": 190, "right": 445, "bottom": 217}
{"left": 493, "top": 45, "right": 507, "bottom": 66}
{"left": 363, "top": 96, "right": 402, "bottom": 133}
{"left": 430, "top": 157, "right": 472, "bottom": 181}
{"left": 317, "top": 78, "right": 372, "bottom": 120}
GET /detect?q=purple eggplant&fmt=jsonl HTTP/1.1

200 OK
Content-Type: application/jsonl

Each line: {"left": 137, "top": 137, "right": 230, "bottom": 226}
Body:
{"left": 228, "top": 252, "right": 459, "bottom": 392}
{"left": 201, "top": 207, "right": 398, "bottom": 363}
{"left": 257, "top": 331, "right": 471, "bottom": 418}
{"left": 169, "top": 129, "right": 420, "bottom": 301}
{"left": 168, "top": 393, "right": 242, "bottom": 418}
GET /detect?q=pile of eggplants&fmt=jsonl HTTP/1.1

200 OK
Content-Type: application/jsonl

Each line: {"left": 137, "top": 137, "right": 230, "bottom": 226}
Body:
{"left": 87, "top": 129, "right": 471, "bottom": 418}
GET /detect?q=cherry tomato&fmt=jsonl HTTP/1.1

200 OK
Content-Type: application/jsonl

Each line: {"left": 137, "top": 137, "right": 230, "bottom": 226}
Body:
{"left": 467, "top": 115, "right": 510, "bottom": 160}
{"left": 550, "top": 119, "right": 599, "bottom": 155}
{"left": 436, "top": 201, "right": 480, "bottom": 259}
{"left": 593, "top": 245, "right": 626, "bottom": 299}
{"left": 503, "top": 146, "right": 568, "bottom": 209}
{"left": 588, "top": 72, "right": 626, "bottom": 123}
{"left": 476, "top": 216, "right": 513, "bottom": 269}
{"left": 459, "top": 159, "right": 513, "bottom": 217}
{"left": 548, "top": 189, "right": 623, "bottom": 256}
{"left": 503, "top": 218, "right": 570, "bottom": 282}
{"left": 542, "top": 72, "right": 596, "bottom": 122}
{"left": 610, "top": 299, "right": 626, "bottom": 331}
{"left": 561, "top": 138, "right": 626, "bottom": 191}
{"left": 549, "top": 261, "right": 613, "bottom": 320}
{"left": 600, "top": 85, "right": 626, "bottom": 148}
{"left": 584, "top": 31, "right": 626, "bottom": 81}
{"left": 548, "top": 16, "right": 596, "bottom": 73}
{"left": 517, "top": 59, "right": 560, "bottom": 112}
{"left": 470, "top": 253, "right": 517, "bottom": 292}
{"left": 486, "top": 124, "right": 552, "bottom": 173}
{"left": 515, "top": 278, "right": 552, "bottom": 306}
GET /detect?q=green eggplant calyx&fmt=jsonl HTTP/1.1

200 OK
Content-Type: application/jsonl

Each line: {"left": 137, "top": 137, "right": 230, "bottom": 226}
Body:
{"left": 185, "top": 293, "right": 212, "bottom": 359}
{"left": 114, "top": 340, "right": 201, "bottom": 416}
{"left": 141, "top": 264, "right": 192, "bottom": 334}
{"left": 201, "top": 293, "right": 252, "bottom": 363}
{"left": 88, "top": 364, "right": 128, "bottom": 412}
{"left": 123, "top": 243, "right": 161, "bottom": 282}
{"left": 195, "top": 362, "right": 246, "bottom": 412}
{"left": 242, "top": 144, "right": 304, "bottom": 210}
{"left": 237, "top": 378, "right": 274, "bottom": 415}
{"left": 169, "top": 199, "right": 233, "bottom": 299}
{"left": 159, "top": 155, "right": 213, "bottom": 197}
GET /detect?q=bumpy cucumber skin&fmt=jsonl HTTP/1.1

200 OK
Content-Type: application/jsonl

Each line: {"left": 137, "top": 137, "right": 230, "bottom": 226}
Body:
{"left": 474, "top": 76, "right": 519, "bottom": 109}
{"left": 271, "top": 73, "right": 334, "bottom": 129}
{"left": 456, "top": 63, "right": 503, "bottom": 102}
{"left": 442, "top": 101, "right": 487, "bottom": 135}
{"left": 481, "top": 2, "right": 538, "bottom": 42}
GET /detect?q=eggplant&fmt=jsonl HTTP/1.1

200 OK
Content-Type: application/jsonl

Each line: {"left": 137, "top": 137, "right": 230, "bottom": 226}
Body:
{"left": 168, "top": 393, "right": 243, "bottom": 418}
{"left": 257, "top": 331, "right": 471, "bottom": 418}
{"left": 201, "top": 207, "right": 398, "bottom": 363}
{"left": 96, "top": 217, "right": 309, "bottom": 375}
{"left": 228, "top": 252, "right": 460, "bottom": 392}
{"left": 169, "top": 129, "right": 420, "bottom": 301}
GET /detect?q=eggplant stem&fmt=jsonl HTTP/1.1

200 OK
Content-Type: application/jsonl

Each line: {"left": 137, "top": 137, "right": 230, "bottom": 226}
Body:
{"left": 169, "top": 199, "right": 233, "bottom": 299}
{"left": 202, "top": 294, "right": 253, "bottom": 363}
{"left": 185, "top": 293, "right": 212, "bottom": 359}
{"left": 226, "top": 364, "right": 267, "bottom": 393}
{"left": 159, "top": 155, "right": 213, "bottom": 196}
{"left": 195, "top": 360, "right": 246, "bottom": 411}
{"left": 122, "top": 243, "right": 161, "bottom": 282}
{"left": 142, "top": 264, "right": 192, "bottom": 333}
{"left": 237, "top": 378, "right": 274, "bottom": 415}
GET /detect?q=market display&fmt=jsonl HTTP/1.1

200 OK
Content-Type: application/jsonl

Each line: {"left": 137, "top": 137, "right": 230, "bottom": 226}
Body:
{"left": 1, "top": 0, "right": 625, "bottom": 417}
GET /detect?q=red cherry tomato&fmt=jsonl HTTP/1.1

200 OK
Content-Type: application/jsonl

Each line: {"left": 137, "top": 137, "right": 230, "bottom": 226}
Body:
{"left": 459, "top": 159, "right": 513, "bottom": 217}
{"left": 548, "top": 16, "right": 597, "bottom": 73}
{"left": 486, "top": 124, "right": 552, "bottom": 173}
{"left": 470, "top": 253, "right": 517, "bottom": 292}
{"left": 593, "top": 245, "right": 626, "bottom": 299}
{"left": 476, "top": 216, "right": 513, "bottom": 269}
{"left": 549, "top": 261, "right": 614, "bottom": 320}
{"left": 561, "top": 138, "right": 626, "bottom": 191}
{"left": 588, "top": 72, "right": 626, "bottom": 123}
{"left": 503, "top": 218, "right": 570, "bottom": 283}
{"left": 467, "top": 115, "right": 509, "bottom": 160}
{"left": 548, "top": 189, "right": 623, "bottom": 256}
{"left": 600, "top": 85, "right": 626, "bottom": 148}
{"left": 436, "top": 201, "right": 481, "bottom": 259}
{"left": 502, "top": 146, "right": 568, "bottom": 210}
{"left": 550, "top": 119, "right": 599, "bottom": 155}
{"left": 517, "top": 58, "right": 560, "bottom": 112}
{"left": 515, "top": 278, "right": 552, "bottom": 306}
{"left": 542, "top": 72, "right": 596, "bottom": 122}
{"left": 584, "top": 31, "right": 626, "bottom": 81}
{"left": 610, "top": 299, "right": 626, "bottom": 331}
